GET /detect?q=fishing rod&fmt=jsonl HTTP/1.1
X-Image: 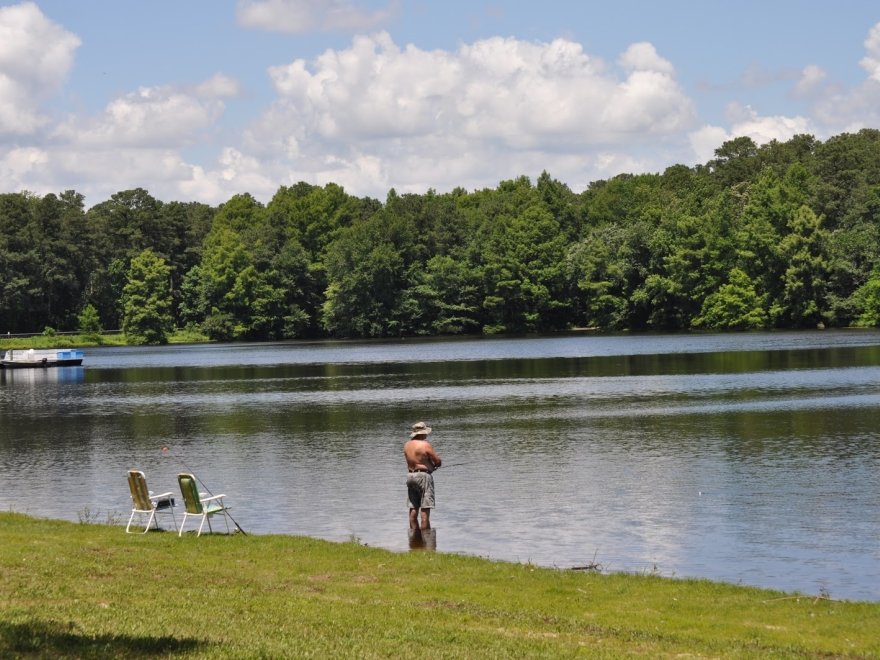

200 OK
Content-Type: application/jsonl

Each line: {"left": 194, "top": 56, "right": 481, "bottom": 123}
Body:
{"left": 161, "top": 446, "right": 247, "bottom": 535}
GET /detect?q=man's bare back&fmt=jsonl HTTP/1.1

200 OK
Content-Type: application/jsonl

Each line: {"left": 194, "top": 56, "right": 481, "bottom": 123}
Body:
{"left": 404, "top": 438, "right": 441, "bottom": 472}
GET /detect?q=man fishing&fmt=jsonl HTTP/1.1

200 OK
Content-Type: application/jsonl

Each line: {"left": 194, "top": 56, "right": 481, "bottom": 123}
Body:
{"left": 404, "top": 421, "right": 441, "bottom": 530}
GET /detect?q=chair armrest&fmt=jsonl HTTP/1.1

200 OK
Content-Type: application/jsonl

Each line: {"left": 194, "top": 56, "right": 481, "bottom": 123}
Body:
{"left": 201, "top": 494, "right": 226, "bottom": 503}
{"left": 151, "top": 492, "right": 176, "bottom": 509}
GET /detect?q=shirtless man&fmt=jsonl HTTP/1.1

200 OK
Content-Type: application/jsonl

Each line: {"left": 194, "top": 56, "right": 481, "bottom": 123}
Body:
{"left": 404, "top": 421, "right": 442, "bottom": 530}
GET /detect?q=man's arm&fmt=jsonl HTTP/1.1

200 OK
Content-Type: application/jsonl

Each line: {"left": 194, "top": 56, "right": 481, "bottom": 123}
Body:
{"left": 427, "top": 445, "right": 441, "bottom": 468}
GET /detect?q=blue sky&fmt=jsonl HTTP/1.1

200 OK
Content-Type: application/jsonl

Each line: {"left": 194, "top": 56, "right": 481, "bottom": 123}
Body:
{"left": 2, "top": 0, "right": 879, "bottom": 207}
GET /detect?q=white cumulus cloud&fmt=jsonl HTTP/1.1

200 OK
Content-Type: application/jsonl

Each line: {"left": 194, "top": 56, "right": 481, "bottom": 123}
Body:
{"left": 860, "top": 22, "right": 880, "bottom": 82}
{"left": 618, "top": 42, "right": 675, "bottom": 75}
{"left": 725, "top": 103, "right": 812, "bottom": 141}
{"left": 688, "top": 125, "right": 730, "bottom": 164}
{"left": 811, "top": 22, "right": 880, "bottom": 134}
{"left": 53, "top": 78, "right": 231, "bottom": 148}
{"left": 248, "top": 31, "right": 696, "bottom": 195}
{"left": 0, "top": 145, "right": 49, "bottom": 191}
{"left": 264, "top": 32, "right": 697, "bottom": 147}
{"left": 236, "top": 0, "right": 398, "bottom": 34}
{"left": 794, "top": 64, "right": 827, "bottom": 96}
{"left": 0, "top": 1, "right": 80, "bottom": 136}
{"left": 195, "top": 73, "right": 242, "bottom": 98}
{"left": 689, "top": 104, "right": 813, "bottom": 164}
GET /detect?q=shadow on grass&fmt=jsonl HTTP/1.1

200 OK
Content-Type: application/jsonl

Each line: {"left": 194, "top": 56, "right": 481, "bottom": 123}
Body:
{"left": 0, "top": 619, "right": 209, "bottom": 658}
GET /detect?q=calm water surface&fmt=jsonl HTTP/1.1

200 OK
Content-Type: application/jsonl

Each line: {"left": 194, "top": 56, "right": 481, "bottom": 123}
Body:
{"left": 2, "top": 330, "right": 879, "bottom": 601}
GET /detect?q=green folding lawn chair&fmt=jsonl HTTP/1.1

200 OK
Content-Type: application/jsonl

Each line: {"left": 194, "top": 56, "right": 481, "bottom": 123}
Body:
{"left": 177, "top": 473, "right": 232, "bottom": 537}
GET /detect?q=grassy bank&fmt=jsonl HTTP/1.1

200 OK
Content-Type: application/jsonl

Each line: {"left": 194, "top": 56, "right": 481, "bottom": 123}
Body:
{"left": 1, "top": 513, "right": 877, "bottom": 658}
{"left": 0, "top": 329, "right": 209, "bottom": 351}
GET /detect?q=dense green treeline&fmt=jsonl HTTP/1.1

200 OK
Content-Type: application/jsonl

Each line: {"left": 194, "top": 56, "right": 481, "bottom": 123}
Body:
{"left": 2, "top": 129, "right": 880, "bottom": 342}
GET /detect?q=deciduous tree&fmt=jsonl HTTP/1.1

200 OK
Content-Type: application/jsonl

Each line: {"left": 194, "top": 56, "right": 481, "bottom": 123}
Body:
{"left": 122, "top": 249, "right": 173, "bottom": 344}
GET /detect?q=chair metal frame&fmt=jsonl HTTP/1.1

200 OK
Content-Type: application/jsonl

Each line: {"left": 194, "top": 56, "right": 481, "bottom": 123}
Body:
{"left": 126, "top": 470, "right": 177, "bottom": 534}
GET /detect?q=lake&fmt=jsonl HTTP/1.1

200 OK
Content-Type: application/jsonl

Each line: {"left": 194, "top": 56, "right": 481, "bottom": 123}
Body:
{"left": 1, "top": 330, "right": 879, "bottom": 602}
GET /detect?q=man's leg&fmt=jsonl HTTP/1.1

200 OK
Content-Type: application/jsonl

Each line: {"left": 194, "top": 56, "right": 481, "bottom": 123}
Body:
{"left": 407, "top": 479, "right": 422, "bottom": 529}
{"left": 420, "top": 474, "right": 434, "bottom": 530}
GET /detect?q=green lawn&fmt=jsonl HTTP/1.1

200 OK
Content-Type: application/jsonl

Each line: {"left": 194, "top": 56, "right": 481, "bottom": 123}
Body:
{"left": 1, "top": 512, "right": 877, "bottom": 658}
{"left": 0, "top": 329, "right": 208, "bottom": 351}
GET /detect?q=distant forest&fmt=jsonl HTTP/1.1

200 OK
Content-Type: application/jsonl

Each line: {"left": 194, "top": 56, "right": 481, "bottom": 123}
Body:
{"left": 2, "top": 129, "right": 880, "bottom": 343}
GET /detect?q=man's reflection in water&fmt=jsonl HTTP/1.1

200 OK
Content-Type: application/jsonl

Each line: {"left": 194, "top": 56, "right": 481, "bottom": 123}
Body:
{"left": 408, "top": 527, "right": 437, "bottom": 551}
